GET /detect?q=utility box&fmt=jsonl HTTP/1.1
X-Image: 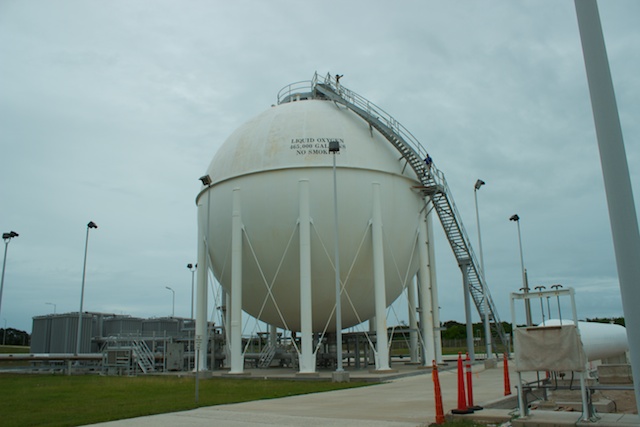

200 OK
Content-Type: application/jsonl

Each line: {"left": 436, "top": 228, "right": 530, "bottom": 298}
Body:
{"left": 165, "top": 342, "right": 183, "bottom": 371}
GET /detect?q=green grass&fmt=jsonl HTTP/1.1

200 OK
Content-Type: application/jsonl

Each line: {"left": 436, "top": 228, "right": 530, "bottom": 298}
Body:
{"left": 0, "top": 373, "right": 369, "bottom": 427}
{"left": 0, "top": 345, "right": 29, "bottom": 354}
{"left": 0, "top": 345, "right": 30, "bottom": 368}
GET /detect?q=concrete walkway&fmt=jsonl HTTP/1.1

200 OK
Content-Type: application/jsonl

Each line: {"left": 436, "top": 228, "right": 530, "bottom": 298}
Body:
{"left": 87, "top": 359, "right": 515, "bottom": 427}
{"left": 86, "top": 360, "right": 639, "bottom": 427}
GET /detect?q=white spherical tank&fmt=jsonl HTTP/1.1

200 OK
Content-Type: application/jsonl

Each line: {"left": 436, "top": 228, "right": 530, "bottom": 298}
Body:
{"left": 197, "top": 98, "right": 425, "bottom": 332}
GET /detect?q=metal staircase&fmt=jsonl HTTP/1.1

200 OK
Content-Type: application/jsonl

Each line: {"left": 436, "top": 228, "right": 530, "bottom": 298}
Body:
{"left": 257, "top": 343, "right": 277, "bottom": 368}
{"left": 286, "top": 72, "right": 508, "bottom": 351}
{"left": 131, "top": 340, "right": 156, "bottom": 373}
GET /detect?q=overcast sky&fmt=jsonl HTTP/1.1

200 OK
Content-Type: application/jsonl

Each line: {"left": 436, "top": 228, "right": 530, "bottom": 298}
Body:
{"left": 0, "top": 1, "right": 638, "bottom": 334}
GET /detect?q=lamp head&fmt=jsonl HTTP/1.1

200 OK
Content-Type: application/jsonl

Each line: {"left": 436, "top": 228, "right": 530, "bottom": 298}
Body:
{"left": 87, "top": 221, "right": 98, "bottom": 229}
{"left": 328, "top": 140, "right": 340, "bottom": 153}
{"left": 509, "top": 214, "right": 519, "bottom": 222}
{"left": 3, "top": 231, "right": 19, "bottom": 240}
{"left": 199, "top": 175, "right": 212, "bottom": 186}
{"left": 187, "top": 263, "right": 193, "bottom": 269}
{"left": 474, "top": 179, "right": 485, "bottom": 190}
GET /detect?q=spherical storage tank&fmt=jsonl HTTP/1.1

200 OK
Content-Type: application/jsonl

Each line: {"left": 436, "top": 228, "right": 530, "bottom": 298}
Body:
{"left": 197, "top": 85, "right": 426, "bottom": 332}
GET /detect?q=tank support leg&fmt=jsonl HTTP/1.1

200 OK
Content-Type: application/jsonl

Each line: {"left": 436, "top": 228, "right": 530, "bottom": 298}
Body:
{"left": 408, "top": 278, "right": 419, "bottom": 363}
{"left": 426, "top": 205, "right": 443, "bottom": 363}
{"left": 460, "top": 260, "right": 476, "bottom": 362}
{"left": 230, "top": 188, "right": 244, "bottom": 374}
{"left": 418, "top": 208, "right": 435, "bottom": 365}
{"left": 372, "top": 183, "right": 391, "bottom": 371}
{"left": 298, "top": 179, "right": 316, "bottom": 373}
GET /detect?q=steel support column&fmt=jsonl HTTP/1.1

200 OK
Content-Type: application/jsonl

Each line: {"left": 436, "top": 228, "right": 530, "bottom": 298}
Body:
{"left": 372, "top": 183, "right": 390, "bottom": 371}
{"left": 418, "top": 208, "right": 435, "bottom": 365}
{"left": 229, "top": 188, "right": 244, "bottom": 374}
{"left": 298, "top": 179, "right": 315, "bottom": 373}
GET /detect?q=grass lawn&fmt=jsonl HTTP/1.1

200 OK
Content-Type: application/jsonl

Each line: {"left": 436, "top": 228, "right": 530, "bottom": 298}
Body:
{"left": 0, "top": 374, "right": 370, "bottom": 427}
{"left": 0, "top": 345, "right": 30, "bottom": 368}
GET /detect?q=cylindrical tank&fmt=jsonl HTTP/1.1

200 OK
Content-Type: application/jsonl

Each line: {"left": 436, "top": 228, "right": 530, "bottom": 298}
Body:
{"left": 541, "top": 319, "right": 628, "bottom": 361}
{"left": 198, "top": 98, "right": 424, "bottom": 332}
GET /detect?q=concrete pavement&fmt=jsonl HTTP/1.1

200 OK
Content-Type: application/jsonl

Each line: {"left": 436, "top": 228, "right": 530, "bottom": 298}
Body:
{"left": 85, "top": 359, "right": 639, "bottom": 426}
{"left": 87, "top": 358, "right": 516, "bottom": 427}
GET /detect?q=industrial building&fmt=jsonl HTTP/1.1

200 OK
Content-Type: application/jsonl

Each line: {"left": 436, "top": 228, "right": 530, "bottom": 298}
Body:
{"left": 29, "top": 312, "right": 217, "bottom": 374}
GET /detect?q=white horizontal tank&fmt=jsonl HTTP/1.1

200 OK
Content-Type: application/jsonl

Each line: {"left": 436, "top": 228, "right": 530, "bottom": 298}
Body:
{"left": 542, "top": 319, "right": 628, "bottom": 361}
{"left": 198, "top": 98, "right": 425, "bottom": 332}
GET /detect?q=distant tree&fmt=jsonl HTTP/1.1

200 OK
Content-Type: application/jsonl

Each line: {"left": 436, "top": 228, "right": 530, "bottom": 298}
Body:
{"left": 441, "top": 321, "right": 466, "bottom": 339}
{"left": 0, "top": 328, "right": 30, "bottom": 346}
{"left": 586, "top": 317, "right": 625, "bottom": 327}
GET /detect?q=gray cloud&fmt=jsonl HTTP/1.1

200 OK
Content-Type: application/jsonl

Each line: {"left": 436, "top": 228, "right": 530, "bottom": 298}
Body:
{"left": 0, "top": 0, "right": 637, "bottom": 332}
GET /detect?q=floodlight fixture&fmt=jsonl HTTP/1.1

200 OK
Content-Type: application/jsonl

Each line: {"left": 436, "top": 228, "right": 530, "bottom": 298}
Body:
{"left": 199, "top": 175, "right": 212, "bottom": 186}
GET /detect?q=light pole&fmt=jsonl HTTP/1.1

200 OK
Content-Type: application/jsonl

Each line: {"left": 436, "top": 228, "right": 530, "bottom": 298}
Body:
{"left": 166, "top": 286, "right": 175, "bottom": 317}
{"left": 45, "top": 302, "right": 57, "bottom": 314}
{"left": 196, "top": 174, "right": 212, "bottom": 373}
{"left": 329, "top": 139, "right": 344, "bottom": 373}
{"left": 551, "top": 284, "right": 563, "bottom": 323}
{"left": 510, "top": 214, "right": 532, "bottom": 326}
{"left": 2, "top": 318, "right": 6, "bottom": 346}
{"left": 474, "top": 179, "right": 493, "bottom": 360}
{"left": 187, "top": 263, "right": 196, "bottom": 371}
{"left": 534, "top": 285, "right": 546, "bottom": 324}
{"left": 187, "top": 264, "right": 196, "bottom": 320}
{"left": 0, "top": 231, "right": 19, "bottom": 329}
{"left": 76, "top": 221, "right": 97, "bottom": 356}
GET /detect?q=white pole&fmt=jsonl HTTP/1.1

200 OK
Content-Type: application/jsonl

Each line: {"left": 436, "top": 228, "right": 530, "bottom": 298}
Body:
{"left": 230, "top": 188, "right": 244, "bottom": 374}
{"left": 474, "top": 182, "right": 493, "bottom": 360}
{"left": 331, "top": 148, "right": 344, "bottom": 373}
{"left": 407, "top": 277, "right": 419, "bottom": 363}
{"left": 0, "top": 233, "right": 18, "bottom": 332}
{"left": 195, "top": 191, "right": 209, "bottom": 371}
{"left": 418, "top": 209, "right": 435, "bottom": 366}
{"left": 76, "top": 222, "right": 96, "bottom": 356}
{"left": 575, "top": 0, "right": 640, "bottom": 409}
{"left": 426, "top": 204, "right": 443, "bottom": 363}
{"left": 461, "top": 260, "right": 475, "bottom": 362}
{"left": 298, "top": 179, "right": 315, "bottom": 373}
{"left": 372, "top": 183, "right": 390, "bottom": 371}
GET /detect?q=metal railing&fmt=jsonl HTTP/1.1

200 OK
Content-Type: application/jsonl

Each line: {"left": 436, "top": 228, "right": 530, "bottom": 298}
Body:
{"left": 277, "top": 72, "right": 507, "bottom": 350}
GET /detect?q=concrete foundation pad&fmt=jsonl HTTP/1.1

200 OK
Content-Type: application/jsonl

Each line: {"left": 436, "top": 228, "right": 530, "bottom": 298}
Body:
{"left": 331, "top": 371, "right": 350, "bottom": 383}
{"left": 484, "top": 358, "right": 498, "bottom": 369}
{"left": 598, "top": 364, "right": 634, "bottom": 384}
{"left": 512, "top": 410, "right": 640, "bottom": 427}
{"left": 448, "top": 408, "right": 512, "bottom": 424}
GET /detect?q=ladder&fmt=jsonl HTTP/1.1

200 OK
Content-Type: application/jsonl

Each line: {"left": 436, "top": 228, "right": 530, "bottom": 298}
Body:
{"left": 308, "top": 73, "right": 508, "bottom": 351}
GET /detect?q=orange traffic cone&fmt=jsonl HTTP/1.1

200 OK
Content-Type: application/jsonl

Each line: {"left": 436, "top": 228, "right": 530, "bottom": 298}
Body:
{"left": 451, "top": 352, "right": 474, "bottom": 414}
{"left": 465, "top": 353, "right": 483, "bottom": 410}
{"left": 503, "top": 352, "right": 512, "bottom": 396}
{"left": 432, "top": 360, "right": 445, "bottom": 424}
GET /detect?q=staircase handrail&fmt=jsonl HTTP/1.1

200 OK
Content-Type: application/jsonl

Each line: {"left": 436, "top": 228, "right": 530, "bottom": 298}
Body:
{"left": 278, "top": 73, "right": 507, "bottom": 349}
